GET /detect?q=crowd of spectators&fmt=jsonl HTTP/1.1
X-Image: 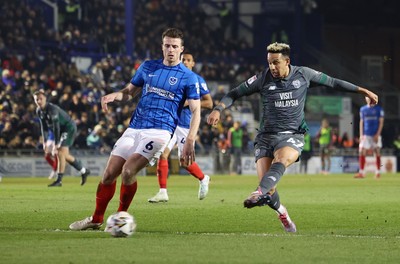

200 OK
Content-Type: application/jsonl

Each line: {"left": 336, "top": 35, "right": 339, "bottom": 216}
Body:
{"left": 0, "top": 0, "right": 259, "bottom": 156}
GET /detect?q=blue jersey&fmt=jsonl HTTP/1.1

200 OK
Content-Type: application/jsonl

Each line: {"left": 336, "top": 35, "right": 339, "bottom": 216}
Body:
{"left": 178, "top": 74, "right": 210, "bottom": 128}
{"left": 47, "top": 130, "right": 54, "bottom": 140}
{"left": 129, "top": 59, "right": 200, "bottom": 134}
{"left": 360, "top": 104, "right": 384, "bottom": 136}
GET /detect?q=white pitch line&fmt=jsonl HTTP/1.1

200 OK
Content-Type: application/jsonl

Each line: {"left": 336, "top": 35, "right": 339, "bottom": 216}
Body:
{"left": 162, "top": 232, "right": 398, "bottom": 239}
{"left": 46, "top": 229, "right": 400, "bottom": 239}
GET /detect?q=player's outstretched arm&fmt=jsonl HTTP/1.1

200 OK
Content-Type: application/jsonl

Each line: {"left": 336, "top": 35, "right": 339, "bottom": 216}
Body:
{"left": 307, "top": 69, "right": 379, "bottom": 104}
{"left": 207, "top": 80, "right": 253, "bottom": 126}
{"left": 357, "top": 87, "right": 378, "bottom": 105}
{"left": 101, "top": 83, "right": 142, "bottom": 113}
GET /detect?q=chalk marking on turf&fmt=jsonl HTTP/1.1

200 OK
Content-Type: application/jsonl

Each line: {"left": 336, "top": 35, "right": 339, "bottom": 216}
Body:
{"left": 173, "top": 232, "right": 394, "bottom": 239}
{"left": 46, "top": 229, "right": 400, "bottom": 239}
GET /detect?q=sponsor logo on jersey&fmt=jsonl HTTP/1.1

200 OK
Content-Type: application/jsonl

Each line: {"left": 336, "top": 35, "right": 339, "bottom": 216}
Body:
{"left": 275, "top": 100, "right": 299, "bottom": 107}
{"left": 145, "top": 84, "right": 175, "bottom": 99}
{"left": 275, "top": 92, "right": 299, "bottom": 107}
{"left": 268, "top": 86, "right": 277, "bottom": 90}
{"left": 247, "top": 75, "right": 257, "bottom": 85}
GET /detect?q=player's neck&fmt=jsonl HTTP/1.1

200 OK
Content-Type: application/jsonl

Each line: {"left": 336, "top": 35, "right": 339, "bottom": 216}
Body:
{"left": 163, "top": 59, "right": 181, "bottom": 67}
{"left": 283, "top": 66, "right": 290, "bottom": 78}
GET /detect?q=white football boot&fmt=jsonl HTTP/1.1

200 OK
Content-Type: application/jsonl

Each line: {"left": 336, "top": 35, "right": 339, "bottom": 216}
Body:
{"left": 148, "top": 190, "right": 169, "bottom": 203}
{"left": 198, "top": 175, "right": 210, "bottom": 200}
{"left": 69, "top": 216, "right": 102, "bottom": 231}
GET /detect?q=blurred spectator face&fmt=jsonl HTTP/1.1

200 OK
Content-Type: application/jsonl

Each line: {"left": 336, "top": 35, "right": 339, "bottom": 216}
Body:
{"left": 26, "top": 19, "right": 33, "bottom": 28}
{"left": 182, "top": 54, "right": 195, "bottom": 70}
{"left": 56, "top": 81, "right": 64, "bottom": 90}
{"left": 33, "top": 92, "right": 47, "bottom": 109}
{"left": 2, "top": 69, "right": 10, "bottom": 78}
{"left": 93, "top": 124, "right": 102, "bottom": 134}
{"left": 0, "top": 138, "right": 6, "bottom": 147}
{"left": 117, "top": 124, "right": 124, "bottom": 133}
{"left": 81, "top": 112, "right": 88, "bottom": 121}
{"left": 321, "top": 118, "right": 329, "bottom": 128}
{"left": 3, "top": 121, "right": 12, "bottom": 131}
{"left": 72, "top": 94, "right": 79, "bottom": 103}
{"left": 21, "top": 70, "right": 29, "bottom": 79}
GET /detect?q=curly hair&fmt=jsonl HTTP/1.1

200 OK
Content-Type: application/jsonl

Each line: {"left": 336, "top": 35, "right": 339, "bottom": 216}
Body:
{"left": 266, "top": 42, "right": 290, "bottom": 57}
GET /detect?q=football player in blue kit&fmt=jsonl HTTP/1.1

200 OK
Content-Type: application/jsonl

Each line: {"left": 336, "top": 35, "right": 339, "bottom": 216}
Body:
{"left": 70, "top": 28, "right": 201, "bottom": 231}
{"left": 208, "top": 42, "right": 378, "bottom": 232}
{"left": 354, "top": 96, "right": 384, "bottom": 179}
{"left": 148, "top": 52, "right": 213, "bottom": 203}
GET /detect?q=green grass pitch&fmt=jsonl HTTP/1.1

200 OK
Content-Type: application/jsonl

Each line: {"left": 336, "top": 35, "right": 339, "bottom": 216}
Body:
{"left": 1, "top": 173, "right": 399, "bottom": 264}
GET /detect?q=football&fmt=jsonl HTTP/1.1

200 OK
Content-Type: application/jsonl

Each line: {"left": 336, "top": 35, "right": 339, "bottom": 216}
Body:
{"left": 105, "top": 211, "right": 136, "bottom": 237}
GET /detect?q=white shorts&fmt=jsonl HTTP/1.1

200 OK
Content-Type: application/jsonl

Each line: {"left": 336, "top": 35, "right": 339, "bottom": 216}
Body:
{"left": 111, "top": 128, "right": 171, "bottom": 162}
{"left": 359, "top": 135, "right": 382, "bottom": 150}
{"left": 166, "top": 126, "right": 192, "bottom": 157}
{"left": 45, "top": 139, "right": 55, "bottom": 149}
{"left": 44, "top": 139, "right": 55, "bottom": 153}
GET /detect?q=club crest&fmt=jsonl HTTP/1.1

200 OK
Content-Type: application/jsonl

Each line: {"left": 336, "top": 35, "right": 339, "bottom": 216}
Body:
{"left": 169, "top": 77, "right": 178, "bottom": 85}
{"left": 292, "top": 80, "right": 301, "bottom": 88}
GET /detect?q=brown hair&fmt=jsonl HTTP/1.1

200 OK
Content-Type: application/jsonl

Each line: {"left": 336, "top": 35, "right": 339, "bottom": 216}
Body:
{"left": 162, "top": 28, "right": 184, "bottom": 45}
{"left": 32, "top": 89, "right": 46, "bottom": 96}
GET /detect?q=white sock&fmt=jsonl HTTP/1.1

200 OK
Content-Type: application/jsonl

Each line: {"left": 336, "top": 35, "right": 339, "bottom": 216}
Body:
{"left": 80, "top": 167, "right": 86, "bottom": 174}
{"left": 277, "top": 207, "right": 292, "bottom": 222}
{"left": 159, "top": 188, "right": 167, "bottom": 194}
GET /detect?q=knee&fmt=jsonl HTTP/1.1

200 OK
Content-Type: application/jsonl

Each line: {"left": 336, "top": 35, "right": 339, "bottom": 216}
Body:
{"left": 121, "top": 167, "right": 137, "bottom": 185}
{"left": 102, "top": 168, "right": 117, "bottom": 184}
{"left": 160, "top": 151, "right": 170, "bottom": 160}
{"left": 272, "top": 158, "right": 292, "bottom": 167}
{"left": 58, "top": 153, "right": 66, "bottom": 160}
